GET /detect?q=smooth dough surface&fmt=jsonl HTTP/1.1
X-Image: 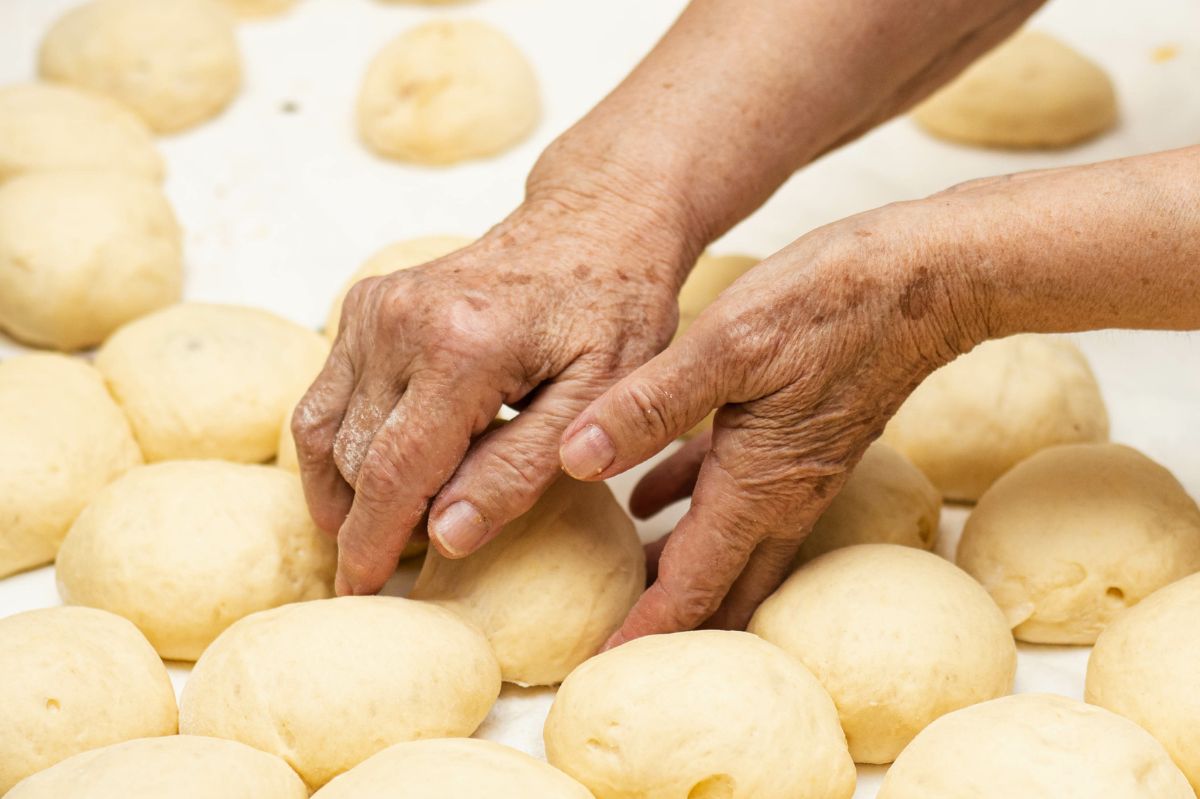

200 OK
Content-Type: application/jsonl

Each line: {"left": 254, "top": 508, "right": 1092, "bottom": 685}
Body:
{"left": 750, "top": 544, "right": 1015, "bottom": 763}
{"left": 544, "top": 630, "right": 856, "bottom": 799}
{"left": 0, "top": 606, "right": 177, "bottom": 794}
{"left": 0, "top": 170, "right": 182, "bottom": 350}
{"left": 1086, "top": 571, "right": 1200, "bottom": 793}
{"left": 0, "top": 354, "right": 141, "bottom": 577}
{"left": 8, "top": 735, "right": 306, "bottom": 799}
{"left": 96, "top": 303, "right": 330, "bottom": 462}
{"left": 180, "top": 596, "right": 500, "bottom": 789}
{"left": 218, "top": 0, "right": 295, "bottom": 17}
{"left": 358, "top": 20, "right": 539, "bottom": 164}
{"left": 313, "top": 738, "right": 592, "bottom": 799}
{"left": 39, "top": 0, "right": 241, "bottom": 133}
{"left": 878, "top": 694, "right": 1193, "bottom": 798}
{"left": 0, "top": 83, "right": 162, "bottom": 183}
{"left": 412, "top": 478, "right": 644, "bottom": 685}
{"left": 958, "top": 443, "right": 1200, "bottom": 644}
{"left": 882, "top": 334, "right": 1108, "bottom": 501}
{"left": 57, "top": 461, "right": 336, "bottom": 661}
{"left": 913, "top": 30, "right": 1117, "bottom": 149}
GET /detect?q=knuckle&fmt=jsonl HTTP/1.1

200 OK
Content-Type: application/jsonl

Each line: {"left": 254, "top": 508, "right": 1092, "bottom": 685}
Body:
{"left": 618, "top": 379, "right": 678, "bottom": 439}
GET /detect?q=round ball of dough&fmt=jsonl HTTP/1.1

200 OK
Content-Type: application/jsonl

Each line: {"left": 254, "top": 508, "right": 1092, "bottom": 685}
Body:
{"left": 96, "top": 303, "right": 330, "bottom": 462}
{"left": 412, "top": 478, "right": 644, "bottom": 686}
{"left": 749, "top": 544, "right": 1016, "bottom": 763}
{"left": 357, "top": 21, "right": 539, "bottom": 164}
{"left": 57, "top": 461, "right": 336, "bottom": 661}
{"left": 958, "top": 443, "right": 1200, "bottom": 644}
{"left": 912, "top": 30, "right": 1117, "bottom": 149}
{"left": 0, "top": 170, "right": 182, "bottom": 350}
{"left": 1086, "top": 571, "right": 1200, "bottom": 793}
{"left": 180, "top": 596, "right": 501, "bottom": 789}
{"left": 882, "top": 334, "right": 1108, "bottom": 501}
{"left": 39, "top": 0, "right": 241, "bottom": 133}
{"left": 218, "top": 0, "right": 295, "bottom": 18}
{"left": 313, "top": 738, "right": 591, "bottom": 799}
{"left": 8, "top": 735, "right": 306, "bottom": 799}
{"left": 0, "top": 606, "right": 177, "bottom": 794}
{"left": 544, "top": 630, "right": 856, "bottom": 799}
{"left": 878, "top": 694, "right": 1193, "bottom": 798}
{"left": 0, "top": 83, "right": 162, "bottom": 183}
{"left": 0, "top": 354, "right": 141, "bottom": 578}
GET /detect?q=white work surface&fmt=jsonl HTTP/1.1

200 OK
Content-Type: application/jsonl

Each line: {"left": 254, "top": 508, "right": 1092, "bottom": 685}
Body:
{"left": 1, "top": 0, "right": 1198, "bottom": 795}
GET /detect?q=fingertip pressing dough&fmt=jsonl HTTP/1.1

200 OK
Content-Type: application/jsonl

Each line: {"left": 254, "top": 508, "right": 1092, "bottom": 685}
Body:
{"left": 219, "top": 0, "right": 296, "bottom": 18}
{"left": 39, "top": 0, "right": 241, "bottom": 133}
{"left": 750, "top": 544, "right": 1015, "bottom": 763}
{"left": 95, "top": 303, "right": 330, "bottom": 462}
{"left": 7, "top": 735, "right": 306, "bottom": 799}
{"left": 0, "top": 606, "right": 177, "bottom": 794}
{"left": 882, "top": 334, "right": 1109, "bottom": 501}
{"left": 179, "top": 596, "right": 501, "bottom": 789}
{"left": 544, "top": 630, "right": 856, "bottom": 799}
{"left": 0, "top": 170, "right": 182, "bottom": 351}
{"left": 0, "top": 83, "right": 162, "bottom": 183}
{"left": 411, "top": 478, "right": 645, "bottom": 685}
{"left": 57, "top": 461, "right": 336, "bottom": 661}
{"left": 878, "top": 694, "right": 1193, "bottom": 798}
{"left": 913, "top": 30, "right": 1117, "bottom": 149}
{"left": 957, "top": 443, "right": 1200, "bottom": 644}
{"left": 0, "top": 354, "right": 141, "bottom": 578}
{"left": 1086, "top": 572, "right": 1200, "bottom": 792}
{"left": 313, "top": 738, "right": 592, "bottom": 799}
{"left": 357, "top": 20, "right": 539, "bottom": 164}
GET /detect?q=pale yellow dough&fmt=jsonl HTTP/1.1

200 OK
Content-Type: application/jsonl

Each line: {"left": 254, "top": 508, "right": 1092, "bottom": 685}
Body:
{"left": 0, "top": 607, "right": 177, "bottom": 794}
{"left": 219, "top": 0, "right": 296, "bottom": 17}
{"left": 958, "top": 443, "right": 1200, "bottom": 644}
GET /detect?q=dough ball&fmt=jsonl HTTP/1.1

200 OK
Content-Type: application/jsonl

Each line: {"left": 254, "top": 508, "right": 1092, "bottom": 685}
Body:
{"left": 1086, "top": 572, "right": 1200, "bottom": 792}
{"left": 357, "top": 21, "right": 539, "bottom": 164}
{"left": 180, "top": 596, "right": 501, "bottom": 789}
{"left": 96, "top": 303, "right": 330, "bottom": 462}
{"left": 0, "top": 83, "right": 162, "bottom": 183}
{"left": 0, "top": 170, "right": 182, "bottom": 351}
{"left": 8, "top": 735, "right": 306, "bottom": 799}
{"left": 39, "top": 0, "right": 241, "bottom": 133}
{"left": 878, "top": 694, "right": 1193, "bottom": 798}
{"left": 0, "top": 606, "right": 177, "bottom": 794}
{"left": 57, "top": 461, "right": 336, "bottom": 661}
{"left": 882, "top": 334, "right": 1108, "bottom": 501}
{"left": 218, "top": 0, "right": 295, "bottom": 17}
{"left": 412, "top": 478, "right": 645, "bottom": 685}
{"left": 313, "top": 738, "right": 591, "bottom": 799}
{"left": 749, "top": 544, "right": 1015, "bottom": 763}
{"left": 913, "top": 30, "right": 1117, "bottom": 149}
{"left": 0, "top": 354, "right": 141, "bottom": 578}
{"left": 795, "top": 442, "right": 940, "bottom": 565}
{"left": 544, "top": 630, "right": 856, "bottom": 799}
{"left": 958, "top": 443, "right": 1200, "bottom": 644}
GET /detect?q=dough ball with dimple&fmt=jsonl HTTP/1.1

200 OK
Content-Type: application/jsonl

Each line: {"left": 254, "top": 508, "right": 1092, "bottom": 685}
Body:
{"left": 750, "top": 544, "right": 1015, "bottom": 763}
{"left": 0, "top": 83, "right": 162, "bottom": 183}
{"left": 313, "top": 738, "right": 592, "bottom": 799}
{"left": 412, "top": 478, "right": 644, "bottom": 686}
{"left": 1086, "top": 572, "right": 1200, "bottom": 792}
{"left": 39, "top": 0, "right": 241, "bottom": 133}
{"left": 57, "top": 461, "right": 336, "bottom": 661}
{"left": 0, "top": 170, "right": 182, "bottom": 351}
{"left": 180, "top": 596, "right": 500, "bottom": 789}
{"left": 358, "top": 21, "right": 539, "bottom": 164}
{"left": 882, "top": 335, "right": 1108, "bottom": 501}
{"left": 8, "top": 735, "right": 306, "bottom": 799}
{"left": 96, "top": 303, "right": 330, "bottom": 462}
{"left": 219, "top": 0, "right": 295, "bottom": 17}
{"left": 878, "top": 694, "right": 1193, "bottom": 798}
{"left": 544, "top": 630, "right": 856, "bottom": 799}
{"left": 0, "top": 355, "right": 141, "bottom": 578}
{"left": 0, "top": 606, "right": 177, "bottom": 794}
{"left": 958, "top": 443, "right": 1200, "bottom": 644}
{"left": 913, "top": 30, "right": 1117, "bottom": 149}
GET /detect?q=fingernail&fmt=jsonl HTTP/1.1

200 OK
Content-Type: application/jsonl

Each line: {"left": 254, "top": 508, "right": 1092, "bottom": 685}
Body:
{"left": 560, "top": 424, "right": 616, "bottom": 479}
{"left": 432, "top": 501, "right": 489, "bottom": 557}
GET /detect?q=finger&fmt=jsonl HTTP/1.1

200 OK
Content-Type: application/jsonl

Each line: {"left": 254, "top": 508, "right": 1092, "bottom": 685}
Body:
{"left": 628, "top": 429, "right": 711, "bottom": 519}
{"left": 332, "top": 371, "right": 405, "bottom": 485}
{"left": 644, "top": 534, "right": 669, "bottom": 584}
{"left": 704, "top": 535, "right": 803, "bottom": 631}
{"left": 292, "top": 341, "right": 356, "bottom": 535}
